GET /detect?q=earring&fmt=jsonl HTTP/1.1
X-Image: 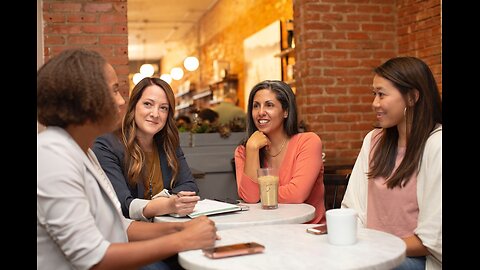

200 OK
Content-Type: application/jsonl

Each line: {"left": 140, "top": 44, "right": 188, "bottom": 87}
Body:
{"left": 404, "top": 107, "right": 407, "bottom": 117}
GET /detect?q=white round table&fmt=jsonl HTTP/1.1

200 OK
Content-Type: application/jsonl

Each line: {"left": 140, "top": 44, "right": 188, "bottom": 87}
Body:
{"left": 178, "top": 224, "right": 406, "bottom": 270}
{"left": 154, "top": 203, "right": 315, "bottom": 230}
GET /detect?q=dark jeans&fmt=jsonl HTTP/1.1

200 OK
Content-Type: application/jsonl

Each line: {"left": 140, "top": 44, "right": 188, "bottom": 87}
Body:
{"left": 140, "top": 254, "right": 184, "bottom": 270}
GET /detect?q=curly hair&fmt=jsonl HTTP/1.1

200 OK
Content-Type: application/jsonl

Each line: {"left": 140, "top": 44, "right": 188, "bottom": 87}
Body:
{"left": 121, "top": 77, "right": 180, "bottom": 188}
{"left": 37, "top": 49, "right": 117, "bottom": 128}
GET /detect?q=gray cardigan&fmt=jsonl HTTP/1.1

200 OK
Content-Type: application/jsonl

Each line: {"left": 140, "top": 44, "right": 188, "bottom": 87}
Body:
{"left": 92, "top": 132, "right": 199, "bottom": 219}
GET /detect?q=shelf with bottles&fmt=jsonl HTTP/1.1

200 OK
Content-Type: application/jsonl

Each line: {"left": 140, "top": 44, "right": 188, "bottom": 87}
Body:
{"left": 176, "top": 74, "right": 239, "bottom": 113}
{"left": 175, "top": 80, "right": 196, "bottom": 113}
{"left": 209, "top": 74, "right": 238, "bottom": 103}
{"left": 275, "top": 52, "right": 295, "bottom": 85}
{"left": 188, "top": 87, "right": 211, "bottom": 111}
{"left": 176, "top": 103, "right": 193, "bottom": 111}
{"left": 175, "top": 89, "right": 191, "bottom": 98}
{"left": 192, "top": 89, "right": 212, "bottom": 100}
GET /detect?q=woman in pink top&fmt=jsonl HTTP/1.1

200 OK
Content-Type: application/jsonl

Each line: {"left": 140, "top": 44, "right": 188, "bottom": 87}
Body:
{"left": 234, "top": 80, "right": 325, "bottom": 224}
{"left": 342, "top": 57, "right": 442, "bottom": 270}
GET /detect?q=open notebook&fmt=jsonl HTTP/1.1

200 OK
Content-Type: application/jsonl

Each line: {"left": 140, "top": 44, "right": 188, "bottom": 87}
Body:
{"left": 185, "top": 199, "right": 242, "bottom": 218}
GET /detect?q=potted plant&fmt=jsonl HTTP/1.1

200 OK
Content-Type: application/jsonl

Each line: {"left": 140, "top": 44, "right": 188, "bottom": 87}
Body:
{"left": 178, "top": 116, "right": 246, "bottom": 147}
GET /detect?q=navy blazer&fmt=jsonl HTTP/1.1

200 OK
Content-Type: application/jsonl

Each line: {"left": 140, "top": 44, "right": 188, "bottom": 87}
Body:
{"left": 92, "top": 132, "right": 199, "bottom": 218}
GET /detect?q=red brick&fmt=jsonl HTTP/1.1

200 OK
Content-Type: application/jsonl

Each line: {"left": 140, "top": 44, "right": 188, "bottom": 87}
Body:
{"left": 113, "top": 25, "right": 128, "bottom": 34}
{"left": 83, "top": 25, "right": 113, "bottom": 34}
{"left": 67, "top": 14, "right": 97, "bottom": 23}
{"left": 68, "top": 36, "right": 98, "bottom": 45}
{"left": 43, "top": 13, "right": 65, "bottom": 23}
{"left": 40, "top": 0, "right": 441, "bottom": 161}
{"left": 45, "top": 25, "right": 82, "bottom": 34}
{"left": 84, "top": 3, "right": 113, "bottom": 13}
{"left": 99, "top": 36, "right": 128, "bottom": 45}
{"left": 99, "top": 14, "right": 127, "bottom": 24}
{"left": 48, "top": 3, "right": 82, "bottom": 12}
{"left": 44, "top": 35, "right": 65, "bottom": 45}
{"left": 42, "top": 0, "right": 129, "bottom": 102}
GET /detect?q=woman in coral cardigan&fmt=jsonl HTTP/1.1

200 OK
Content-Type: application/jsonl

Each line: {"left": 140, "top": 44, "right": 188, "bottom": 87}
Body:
{"left": 234, "top": 80, "right": 325, "bottom": 224}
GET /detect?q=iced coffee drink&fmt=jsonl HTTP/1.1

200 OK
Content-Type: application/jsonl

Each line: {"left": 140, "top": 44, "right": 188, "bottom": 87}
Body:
{"left": 257, "top": 168, "right": 279, "bottom": 209}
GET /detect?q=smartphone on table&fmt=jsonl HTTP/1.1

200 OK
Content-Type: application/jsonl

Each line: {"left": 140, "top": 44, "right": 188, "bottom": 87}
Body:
{"left": 306, "top": 223, "right": 328, "bottom": 235}
{"left": 203, "top": 242, "right": 265, "bottom": 259}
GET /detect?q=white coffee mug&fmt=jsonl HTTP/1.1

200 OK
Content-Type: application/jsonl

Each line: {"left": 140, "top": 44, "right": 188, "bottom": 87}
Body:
{"left": 326, "top": 208, "right": 358, "bottom": 245}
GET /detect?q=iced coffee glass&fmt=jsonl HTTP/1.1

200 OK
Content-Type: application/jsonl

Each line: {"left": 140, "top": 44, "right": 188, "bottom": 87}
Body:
{"left": 257, "top": 168, "right": 279, "bottom": 209}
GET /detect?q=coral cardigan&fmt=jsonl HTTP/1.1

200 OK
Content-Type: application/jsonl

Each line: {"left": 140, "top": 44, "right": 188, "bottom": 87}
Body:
{"left": 234, "top": 132, "right": 326, "bottom": 224}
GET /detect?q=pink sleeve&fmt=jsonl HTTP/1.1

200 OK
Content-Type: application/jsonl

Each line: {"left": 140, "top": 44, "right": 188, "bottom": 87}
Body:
{"left": 278, "top": 133, "right": 323, "bottom": 203}
{"left": 234, "top": 146, "right": 260, "bottom": 203}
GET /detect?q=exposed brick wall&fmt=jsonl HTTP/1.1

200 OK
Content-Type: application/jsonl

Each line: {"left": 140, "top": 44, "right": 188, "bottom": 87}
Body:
{"left": 39, "top": 0, "right": 441, "bottom": 163}
{"left": 294, "top": 0, "right": 441, "bottom": 162}
{"left": 41, "top": 0, "right": 130, "bottom": 99}
{"left": 397, "top": 0, "right": 442, "bottom": 94}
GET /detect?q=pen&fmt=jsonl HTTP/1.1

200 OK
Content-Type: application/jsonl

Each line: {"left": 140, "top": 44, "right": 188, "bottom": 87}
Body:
{"left": 169, "top": 191, "right": 183, "bottom": 198}
{"left": 173, "top": 191, "right": 201, "bottom": 199}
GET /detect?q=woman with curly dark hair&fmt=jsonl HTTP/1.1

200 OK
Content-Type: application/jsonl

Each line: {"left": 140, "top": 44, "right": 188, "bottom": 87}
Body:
{"left": 38, "top": 49, "right": 217, "bottom": 270}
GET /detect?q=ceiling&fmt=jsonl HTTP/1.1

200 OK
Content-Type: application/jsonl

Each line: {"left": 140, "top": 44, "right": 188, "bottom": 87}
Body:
{"left": 128, "top": 0, "right": 219, "bottom": 61}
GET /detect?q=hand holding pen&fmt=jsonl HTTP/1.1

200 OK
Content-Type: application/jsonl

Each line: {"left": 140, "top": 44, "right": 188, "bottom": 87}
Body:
{"left": 172, "top": 191, "right": 200, "bottom": 216}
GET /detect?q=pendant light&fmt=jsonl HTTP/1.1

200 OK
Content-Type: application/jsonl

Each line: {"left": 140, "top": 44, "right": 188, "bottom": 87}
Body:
{"left": 184, "top": 56, "right": 199, "bottom": 71}
{"left": 171, "top": 67, "right": 184, "bottom": 80}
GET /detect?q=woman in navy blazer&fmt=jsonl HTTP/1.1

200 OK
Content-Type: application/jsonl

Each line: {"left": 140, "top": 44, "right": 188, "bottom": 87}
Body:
{"left": 93, "top": 77, "right": 200, "bottom": 221}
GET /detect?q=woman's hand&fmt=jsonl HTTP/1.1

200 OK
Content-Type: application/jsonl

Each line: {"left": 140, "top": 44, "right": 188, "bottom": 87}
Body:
{"left": 246, "top": 131, "right": 270, "bottom": 152}
{"left": 180, "top": 216, "right": 219, "bottom": 250}
{"left": 170, "top": 191, "right": 200, "bottom": 216}
{"left": 242, "top": 131, "right": 271, "bottom": 183}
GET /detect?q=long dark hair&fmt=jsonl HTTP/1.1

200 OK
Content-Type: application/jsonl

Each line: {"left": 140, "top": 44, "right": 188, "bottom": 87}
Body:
{"left": 121, "top": 77, "right": 179, "bottom": 188}
{"left": 244, "top": 80, "right": 299, "bottom": 166}
{"left": 368, "top": 57, "right": 442, "bottom": 188}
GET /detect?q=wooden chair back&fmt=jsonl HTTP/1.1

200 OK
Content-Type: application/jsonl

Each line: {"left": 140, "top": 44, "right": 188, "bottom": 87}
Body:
{"left": 323, "top": 173, "right": 350, "bottom": 210}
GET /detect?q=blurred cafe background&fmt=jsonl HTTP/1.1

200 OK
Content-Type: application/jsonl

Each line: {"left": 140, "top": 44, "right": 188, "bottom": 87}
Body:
{"left": 37, "top": 0, "right": 441, "bottom": 200}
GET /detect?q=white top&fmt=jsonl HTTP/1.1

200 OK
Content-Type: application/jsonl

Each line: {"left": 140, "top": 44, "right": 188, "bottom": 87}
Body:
{"left": 178, "top": 224, "right": 406, "bottom": 270}
{"left": 37, "top": 127, "right": 132, "bottom": 270}
{"left": 341, "top": 126, "right": 442, "bottom": 270}
{"left": 154, "top": 203, "right": 315, "bottom": 230}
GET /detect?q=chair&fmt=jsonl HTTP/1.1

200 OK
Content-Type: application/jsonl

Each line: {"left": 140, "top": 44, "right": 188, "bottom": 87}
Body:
{"left": 231, "top": 157, "right": 236, "bottom": 180}
{"left": 323, "top": 173, "right": 350, "bottom": 210}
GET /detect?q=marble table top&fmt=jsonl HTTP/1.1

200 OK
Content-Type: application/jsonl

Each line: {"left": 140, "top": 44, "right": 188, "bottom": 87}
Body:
{"left": 178, "top": 224, "right": 406, "bottom": 270}
{"left": 154, "top": 203, "right": 315, "bottom": 231}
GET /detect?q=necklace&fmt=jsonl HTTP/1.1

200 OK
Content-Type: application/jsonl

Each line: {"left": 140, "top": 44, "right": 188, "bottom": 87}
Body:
{"left": 268, "top": 138, "right": 287, "bottom": 157}
{"left": 148, "top": 160, "right": 156, "bottom": 199}
{"left": 146, "top": 149, "right": 157, "bottom": 200}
